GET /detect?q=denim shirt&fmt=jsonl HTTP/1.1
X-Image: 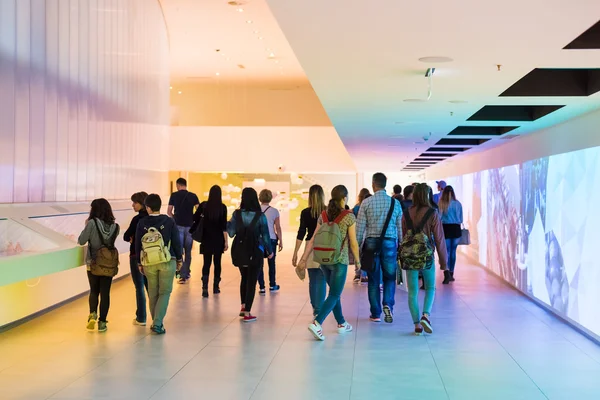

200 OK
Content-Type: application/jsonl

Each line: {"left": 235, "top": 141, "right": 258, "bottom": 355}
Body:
{"left": 227, "top": 210, "right": 273, "bottom": 255}
{"left": 440, "top": 200, "right": 463, "bottom": 225}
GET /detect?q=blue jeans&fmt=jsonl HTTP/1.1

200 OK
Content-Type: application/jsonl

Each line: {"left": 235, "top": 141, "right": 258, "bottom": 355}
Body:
{"left": 308, "top": 268, "right": 326, "bottom": 316}
{"left": 406, "top": 262, "right": 436, "bottom": 323}
{"left": 129, "top": 256, "right": 148, "bottom": 323}
{"left": 315, "top": 264, "right": 347, "bottom": 325}
{"left": 446, "top": 238, "right": 460, "bottom": 273}
{"left": 258, "top": 239, "right": 278, "bottom": 288}
{"left": 177, "top": 225, "right": 194, "bottom": 279}
{"left": 144, "top": 260, "right": 177, "bottom": 327}
{"left": 365, "top": 238, "right": 398, "bottom": 318}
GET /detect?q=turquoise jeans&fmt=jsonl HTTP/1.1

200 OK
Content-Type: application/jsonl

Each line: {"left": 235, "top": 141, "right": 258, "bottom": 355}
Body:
{"left": 406, "top": 262, "right": 436, "bottom": 324}
{"left": 315, "top": 263, "right": 347, "bottom": 326}
{"left": 144, "top": 259, "right": 176, "bottom": 328}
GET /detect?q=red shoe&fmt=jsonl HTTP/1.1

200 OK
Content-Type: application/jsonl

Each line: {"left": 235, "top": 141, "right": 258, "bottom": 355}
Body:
{"left": 239, "top": 307, "right": 245, "bottom": 317}
{"left": 243, "top": 315, "right": 257, "bottom": 323}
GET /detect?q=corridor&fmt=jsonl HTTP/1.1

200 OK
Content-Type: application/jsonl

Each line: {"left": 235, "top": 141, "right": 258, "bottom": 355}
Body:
{"left": 1, "top": 247, "right": 599, "bottom": 400}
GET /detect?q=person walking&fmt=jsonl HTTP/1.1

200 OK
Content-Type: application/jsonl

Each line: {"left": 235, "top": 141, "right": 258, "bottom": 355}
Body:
{"left": 401, "top": 183, "right": 448, "bottom": 335}
{"left": 292, "top": 185, "right": 327, "bottom": 318}
{"left": 227, "top": 188, "right": 274, "bottom": 322}
{"left": 168, "top": 178, "right": 200, "bottom": 284}
{"left": 258, "top": 189, "right": 282, "bottom": 295}
{"left": 299, "top": 185, "right": 360, "bottom": 341}
{"left": 356, "top": 173, "right": 403, "bottom": 324}
{"left": 78, "top": 199, "right": 120, "bottom": 332}
{"left": 123, "top": 192, "right": 149, "bottom": 326}
{"left": 352, "top": 188, "right": 371, "bottom": 283}
{"left": 136, "top": 194, "right": 183, "bottom": 335}
{"left": 438, "top": 185, "right": 463, "bottom": 284}
{"left": 191, "top": 185, "right": 228, "bottom": 298}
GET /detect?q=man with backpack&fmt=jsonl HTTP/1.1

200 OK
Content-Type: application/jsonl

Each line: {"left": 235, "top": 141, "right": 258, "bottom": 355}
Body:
{"left": 356, "top": 173, "right": 403, "bottom": 324}
{"left": 136, "top": 194, "right": 183, "bottom": 334}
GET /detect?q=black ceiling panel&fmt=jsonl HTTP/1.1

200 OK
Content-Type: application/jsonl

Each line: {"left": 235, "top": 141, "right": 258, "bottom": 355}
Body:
{"left": 415, "top": 157, "right": 445, "bottom": 161}
{"left": 564, "top": 20, "right": 600, "bottom": 49}
{"left": 409, "top": 162, "right": 437, "bottom": 165}
{"left": 419, "top": 152, "right": 455, "bottom": 158}
{"left": 436, "top": 138, "right": 490, "bottom": 146}
{"left": 425, "top": 147, "right": 469, "bottom": 153}
{"left": 467, "top": 105, "right": 564, "bottom": 122}
{"left": 500, "top": 68, "right": 600, "bottom": 97}
{"left": 448, "top": 126, "right": 518, "bottom": 136}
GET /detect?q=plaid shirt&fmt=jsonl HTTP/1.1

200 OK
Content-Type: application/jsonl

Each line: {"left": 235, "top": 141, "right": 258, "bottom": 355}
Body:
{"left": 356, "top": 190, "right": 403, "bottom": 245}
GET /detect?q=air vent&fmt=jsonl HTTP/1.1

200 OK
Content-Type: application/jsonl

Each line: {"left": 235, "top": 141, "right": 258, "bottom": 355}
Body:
{"left": 468, "top": 105, "right": 564, "bottom": 122}
{"left": 564, "top": 20, "right": 600, "bottom": 49}
{"left": 448, "top": 126, "right": 518, "bottom": 136}
{"left": 436, "top": 138, "right": 490, "bottom": 146}
{"left": 499, "top": 134, "right": 519, "bottom": 140}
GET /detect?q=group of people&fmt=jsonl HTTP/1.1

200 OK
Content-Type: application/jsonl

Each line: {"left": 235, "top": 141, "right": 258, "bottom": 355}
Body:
{"left": 77, "top": 174, "right": 464, "bottom": 339}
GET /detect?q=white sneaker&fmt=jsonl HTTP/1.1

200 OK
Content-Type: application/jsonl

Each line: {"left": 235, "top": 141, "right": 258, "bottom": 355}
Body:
{"left": 337, "top": 322, "right": 353, "bottom": 334}
{"left": 308, "top": 321, "right": 325, "bottom": 341}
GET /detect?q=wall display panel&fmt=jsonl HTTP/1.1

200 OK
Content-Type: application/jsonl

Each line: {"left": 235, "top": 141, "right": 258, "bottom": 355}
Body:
{"left": 443, "top": 146, "right": 600, "bottom": 337}
{"left": 0, "top": 0, "right": 170, "bottom": 204}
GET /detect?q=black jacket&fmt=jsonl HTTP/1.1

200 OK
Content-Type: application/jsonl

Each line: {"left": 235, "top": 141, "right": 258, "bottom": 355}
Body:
{"left": 123, "top": 209, "right": 149, "bottom": 256}
{"left": 135, "top": 214, "right": 183, "bottom": 265}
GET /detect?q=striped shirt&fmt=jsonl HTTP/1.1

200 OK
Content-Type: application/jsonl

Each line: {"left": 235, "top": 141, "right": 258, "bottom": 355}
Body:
{"left": 356, "top": 190, "right": 403, "bottom": 245}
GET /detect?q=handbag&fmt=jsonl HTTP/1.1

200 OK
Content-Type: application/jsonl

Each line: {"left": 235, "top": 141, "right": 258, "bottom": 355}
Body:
{"left": 89, "top": 219, "right": 120, "bottom": 277}
{"left": 191, "top": 204, "right": 205, "bottom": 243}
{"left": 458, "top": 225, "right": 470, "bottom": 246}
{"left": 360, "top": 199, "right": 396, "bottom": 273}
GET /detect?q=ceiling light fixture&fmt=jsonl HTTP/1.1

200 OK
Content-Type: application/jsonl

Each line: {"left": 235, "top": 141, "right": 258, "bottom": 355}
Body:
{"left": 269, "top": 52, "right": 275, "bottom": 58}
{"left": 253, "top": 30, "right": 259, "bottom": 34}
{"left": 258, "top": 36, "right": 263, "bottom": 40}
{"left": 169, "top": 86, "right": 172, "bottom": 90}
{"left": 216, "top": 72, "right": 220, "bottom": 76}
{"left": 419, "top": 56, "right": 453, "bottom": 63}
{"left": 246, "top": 20, "right": 253, "bottom": 24}
{"left": 178, "top": 91, "right": 182, "bottom": 94}
{"left": 236, "top": 8, "right": 244, "bottom": 12}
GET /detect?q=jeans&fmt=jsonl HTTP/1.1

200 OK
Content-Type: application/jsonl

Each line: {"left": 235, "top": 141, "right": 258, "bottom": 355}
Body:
{"left": 406, "top": 262, "right": 436, "bottom": 324}
{"left": 315, "top": 264, "right": 347, "bottom": 325}
{"left": 258, "top": 239, "right": 278, "bottom": 288}
{"left": 129, "top": 256, "right": 148, "bottom": 323}
{"left": 87, "top": 271, "right": 112, "bottom": 322}
{"left": 239, "top": 261, "right": 261, "bottom": 312}
{"left": 202, "top": 252, "right": 222, "bottom": 289}
{"left": 308, "top": 267, "right": 326, "bottom": 316}
{"left": 144, "top": 259, "right": 177, "bottom": 327}
{"left": 364, "top": 238, "right": 398, "bottom": 317}
{"left": 446, "top": 238, "right": 460, "bottom": 273}
{"left": 177, "top": 225, "right": 194, "bottom": 279}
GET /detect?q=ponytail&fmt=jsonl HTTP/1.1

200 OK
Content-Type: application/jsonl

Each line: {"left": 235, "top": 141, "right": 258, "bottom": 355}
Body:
{"left": 326, "top": 185, "right": 348, "bottom": 221}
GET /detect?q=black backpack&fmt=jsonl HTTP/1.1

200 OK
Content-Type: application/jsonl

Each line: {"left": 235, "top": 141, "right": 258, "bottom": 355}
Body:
{"left": 231, "top": 211, "right": 263, "bottom": 267}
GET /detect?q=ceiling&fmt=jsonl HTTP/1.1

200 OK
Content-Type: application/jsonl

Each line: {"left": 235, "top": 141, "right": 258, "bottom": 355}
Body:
{"left": 159, "top": 0, "right": 308, "bottom": 84}
{"left": 264, "top": 0, "right": 600, "bottom": 171}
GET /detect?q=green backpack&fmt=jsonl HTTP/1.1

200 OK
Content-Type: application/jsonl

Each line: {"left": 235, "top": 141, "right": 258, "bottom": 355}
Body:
{"left": 140, "top": 226, "right": 172, "bottom": 267}
{"left": 312, "top": 210, "right": 352, "bottom": 265}
{"left": 399, "top": 208, "right": 436, "bottom": 270}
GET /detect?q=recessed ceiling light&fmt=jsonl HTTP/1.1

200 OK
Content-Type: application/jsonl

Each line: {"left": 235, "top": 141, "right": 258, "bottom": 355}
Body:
{"left": 275, "top": 60, "right": 279, "bottom": 64}
{"left": 403, "top": 99, "right": 426, "bottom": 102}
{"left": 269, "top": 52, "right": 275, "bottom": 58}
{"left": 216, "top": 72, "right": 220, "bottom": 76}
{"left": 253, "top": 30, "right": 259, "bottom": 34}
{"left": 419, "top": 56, "right": 453, "bottom": 63}
{"left": 169, "top": 86, "right": 172, "bottom": 90}
{"left": 236, "top": 8, "right": 244, "bottom": 12}
{"left": 246, "top": 20, "right": 253, "bottom": 24}
{"left": 449, "top": 100, "right": 468, "bottom": 104}
{"left": 178, "top": 91, "right": 182, "bottom": 94}
{"left": 258, "top": 36, "right": 263, "bottom": 40}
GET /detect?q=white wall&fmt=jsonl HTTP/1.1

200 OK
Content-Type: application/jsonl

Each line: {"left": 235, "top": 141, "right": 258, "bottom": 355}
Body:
{"left": 0, "top": 0, "right": 170, "bottom": 204}
{"left": 426, "top": 108, "right": 600, "bottom": 180}
{"left": 169, "top": 126, "right": 357, "bottom": 174}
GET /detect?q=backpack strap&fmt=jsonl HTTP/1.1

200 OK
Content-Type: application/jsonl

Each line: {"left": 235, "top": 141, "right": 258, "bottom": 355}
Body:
{"left": 333, "top": 210, "right": 352, "bottom": 224}
{"left": 404, "top": 209, "right": 415, "bottom": 232}
{"left": 248, "top": 212, "right": 261, "bottom": 230}
{"left": 321, "top": 210, "right": 329, "bottom": 223}
{"left": 414, "top": 208, "right": 436, "bottom": 234}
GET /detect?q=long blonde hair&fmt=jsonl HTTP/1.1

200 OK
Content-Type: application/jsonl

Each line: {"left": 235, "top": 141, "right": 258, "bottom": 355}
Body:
{"left": 308, "top": 185, "right": 326, "bottom": 219}
{"left": 438, "top": 186, "right": 456, "bottom": 214}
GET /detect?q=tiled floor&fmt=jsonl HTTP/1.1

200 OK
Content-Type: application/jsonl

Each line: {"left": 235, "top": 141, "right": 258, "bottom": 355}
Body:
{"left": 1, "top": 240, "right": 600, "bottom": 400}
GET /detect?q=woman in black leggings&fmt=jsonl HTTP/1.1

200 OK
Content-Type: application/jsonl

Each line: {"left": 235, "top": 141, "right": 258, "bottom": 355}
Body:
{"left": 191, "top": 185, "right": 228, "bottom": 298}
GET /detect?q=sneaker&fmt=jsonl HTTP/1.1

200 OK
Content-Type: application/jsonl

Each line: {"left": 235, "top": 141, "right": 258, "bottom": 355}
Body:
{"left": 178, "top": 277, "right": 187, "bottom": 284}
{"left": 369, "top": 316, "right": 381, "bottom": 323}
{"left": 243, "top": 315, "right": 257, "bottom": 323}
{"left": 360, "top": 276, "right": 368, "bottom": 283}
{"left": 353, "top": 274, "right": 361, "bottom": 283}
{"left": 420, "top": 315, "right": 433, "bottom": 334}
{"left": 239, "top": 307, "right": 246, "bottom": 317}
{"left": 151, "top": 324, "right": 166, "bottom": 335}
{"left": 414, "top": 325, "right": 424, "bottom": 336}
{"left": 213, "top": 286, "right": 221, "bottom": 294}
{"left": 383, "top": 305, "right": 394, "bottom": 323}
{"left": 97, "top": 321, "right": 107, "bottom": 332}
{"left": 132, "top": 318, "right": 146, "bottom": 326}
{"left": 308, "top": 321, "right": 325, "bottom": 341}
{"left": 269, "top": 285, "right": 280, "bottom": 292}
{"left": 202, "top": 288, "right": 209, "bottom": 298}
{"left": 337, "top": 322, "right": 353, "bottom": 334}
{"left": 259, "top": 288, "right": 266, "bottom": 296}
{"left": 86, "top": 312, "right": 97, "bottom": 331}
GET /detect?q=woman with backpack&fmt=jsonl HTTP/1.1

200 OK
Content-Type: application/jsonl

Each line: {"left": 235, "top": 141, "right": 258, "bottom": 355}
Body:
{"left": 438, "top": 185, "right": 463, "bottom": 284}
{"left": 292, "top": 184, "right": 327, "bottom": 318}
{"left": 78, "top": 198, "right": 120, "bottom": 332}
{"left": 227, "top": 187, "right": 273, "bottom": 322}
{"left": 191, "top": 185, "right": 228, "bottom": 298}
{"left": 298, "top": 185, "right": 361, "bottom": 341}
{"left": 400, "top": 183, "right": 448, "bottom": 335}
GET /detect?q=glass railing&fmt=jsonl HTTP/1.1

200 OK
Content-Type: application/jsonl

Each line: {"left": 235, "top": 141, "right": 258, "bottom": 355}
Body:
{"left": 0, "top": 218, "right": 60, "bottom": 258}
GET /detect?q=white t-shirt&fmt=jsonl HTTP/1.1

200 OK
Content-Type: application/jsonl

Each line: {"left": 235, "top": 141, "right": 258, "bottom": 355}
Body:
{"left": 261, "top": 204, "right": 280, "bottom": 240}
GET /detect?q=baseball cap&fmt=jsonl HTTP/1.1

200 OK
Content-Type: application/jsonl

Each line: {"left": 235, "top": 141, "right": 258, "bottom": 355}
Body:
{"left": 436, "top": 180, "right": 447, "bottom": 189}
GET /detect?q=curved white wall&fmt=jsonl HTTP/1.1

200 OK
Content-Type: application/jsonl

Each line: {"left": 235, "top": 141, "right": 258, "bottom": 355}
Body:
{"left": 0, "top": 0, "right": 170, "bottom": 204}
